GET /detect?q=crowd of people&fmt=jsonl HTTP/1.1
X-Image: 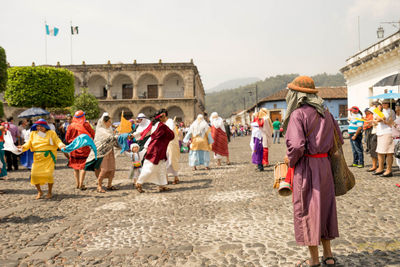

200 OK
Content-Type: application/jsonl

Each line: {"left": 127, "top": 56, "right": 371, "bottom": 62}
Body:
{"left": 348, "top": 99, "right": 400, "bottom": 180}
{"left": 0, "top": 109, "right": 233, "bottom": 197}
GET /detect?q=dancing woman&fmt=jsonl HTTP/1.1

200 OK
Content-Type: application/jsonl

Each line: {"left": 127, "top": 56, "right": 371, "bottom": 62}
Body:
{"left": 85, "top": 113, "right": 118, "bottom": 193}
{"left": 135, "top": 109, "right": 174, "bottom": 193}
{"left": 18, "top": 119, "right": 66, "bottom": 199}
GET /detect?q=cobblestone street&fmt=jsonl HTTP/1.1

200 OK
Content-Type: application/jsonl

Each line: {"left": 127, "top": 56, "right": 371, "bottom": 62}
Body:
{"left": 1, "top": 136, "right": 400, "bottom": 267}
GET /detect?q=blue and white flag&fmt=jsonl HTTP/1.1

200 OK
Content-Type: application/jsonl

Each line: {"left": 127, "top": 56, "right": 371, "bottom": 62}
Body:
{"left": 45, "top": 25, "right": 59, "bottom": 36}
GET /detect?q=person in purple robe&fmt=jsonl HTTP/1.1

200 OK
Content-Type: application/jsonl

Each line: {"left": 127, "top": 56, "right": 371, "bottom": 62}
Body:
{"left": 250, "top": 122, "right": 264, "bottom": 171}
{"left": 283, "top": 76, "right": 342, "bottom": 267}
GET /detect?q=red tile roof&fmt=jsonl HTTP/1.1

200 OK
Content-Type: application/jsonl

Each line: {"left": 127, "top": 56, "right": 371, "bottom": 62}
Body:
{"left": 259, "top": 86, "right": 347, "bottom": 103}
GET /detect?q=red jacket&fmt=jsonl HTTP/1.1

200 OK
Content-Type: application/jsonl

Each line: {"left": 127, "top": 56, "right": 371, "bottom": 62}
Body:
{"left": 145, "top": 122, "right": 174, "bottom": 164}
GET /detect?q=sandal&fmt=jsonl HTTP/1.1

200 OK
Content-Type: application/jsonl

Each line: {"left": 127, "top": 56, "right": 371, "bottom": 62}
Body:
{"left": 159, "top": 186, "right": 171, "bottom": 192}
{"left": 80, "top": 185, "right": 87, "bottom": 191}
{"left": 106, "top": 186, "right": 118, "bottom": 191}
{"left": 135, "top": 184, "right": 144, "bottom": 193}
{"left": 295, "top": 259, "right": 321, "bottom": 267}
{"left": 173, "top": 178, "right": 179, "bottom": 184}
{"left": 97, "top": 187, "right": 106, "bottom": 193}
{"left": 321, "top": 257, "right": 336, "bottom": 267}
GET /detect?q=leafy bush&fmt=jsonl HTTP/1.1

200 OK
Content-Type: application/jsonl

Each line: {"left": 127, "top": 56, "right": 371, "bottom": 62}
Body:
{"left": 5, "top": 66, "right": 75, "bottom": 108}
{"left": 0, "top": 46, "right": 7, "bottom": 92}
{"left": 70, "top": 88, "right": 100, "bottom": 120}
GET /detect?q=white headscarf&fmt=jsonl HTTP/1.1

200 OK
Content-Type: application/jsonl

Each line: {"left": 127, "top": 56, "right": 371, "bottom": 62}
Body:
{"left": 135, "top": 115, "right": 151, "bottom": 133}
{"left": 95, "top": 112, "right": 113, "bottom": 141}
{"left": 250, "top": 122, "right": 262, "bottom": 139}
{"left": 189, "top": 114, "right": 209, "bottom": 137}
{"left": 210, "top": 112, "right": 225, "bottom": 132}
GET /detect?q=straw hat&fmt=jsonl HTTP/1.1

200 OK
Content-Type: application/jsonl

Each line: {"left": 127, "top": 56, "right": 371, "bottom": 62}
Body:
{"left": 287, "top": 76, "right": 318, "bottom": 94}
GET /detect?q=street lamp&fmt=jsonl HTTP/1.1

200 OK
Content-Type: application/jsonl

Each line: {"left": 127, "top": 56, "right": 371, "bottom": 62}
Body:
{"left": 377, "top": 26, "right": 384, "bottom": 39}
{"left": 248, "top": 84, "right": 259, "bottom": 112}
{"left": 377, "top": 20, "right": 400, "bottom": 39}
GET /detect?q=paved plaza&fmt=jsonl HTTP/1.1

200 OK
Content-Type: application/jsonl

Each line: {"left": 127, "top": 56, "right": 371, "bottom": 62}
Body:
{"left": 0, "top": 136, "right": 400, "bottom": 267}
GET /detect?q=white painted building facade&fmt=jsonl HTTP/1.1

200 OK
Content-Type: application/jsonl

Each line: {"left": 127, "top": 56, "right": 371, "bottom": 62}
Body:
{"left": 340, "top": 31, "right": 400, "bottom": 111}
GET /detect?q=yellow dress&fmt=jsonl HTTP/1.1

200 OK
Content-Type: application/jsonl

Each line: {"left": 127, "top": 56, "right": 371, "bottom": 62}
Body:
{"left": 22, "top": 130, "right": 64, "bottom": 185}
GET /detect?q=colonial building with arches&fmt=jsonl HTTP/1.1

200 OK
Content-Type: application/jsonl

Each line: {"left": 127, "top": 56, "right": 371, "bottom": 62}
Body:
{"left": 3, "top": 61, "right": 206, "bottom": 124}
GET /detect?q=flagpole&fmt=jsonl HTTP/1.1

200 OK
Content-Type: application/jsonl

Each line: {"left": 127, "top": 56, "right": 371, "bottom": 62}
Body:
{"left": 70, "top": 21, "right": 73, "bottom": 64}
{"left": 45, "top": 20, "right": 48, "bottom": 64}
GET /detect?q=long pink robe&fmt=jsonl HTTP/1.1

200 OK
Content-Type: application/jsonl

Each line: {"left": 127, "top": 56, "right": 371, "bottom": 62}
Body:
{"left": 285, "top": 104, "right": 342, "bottom": 246}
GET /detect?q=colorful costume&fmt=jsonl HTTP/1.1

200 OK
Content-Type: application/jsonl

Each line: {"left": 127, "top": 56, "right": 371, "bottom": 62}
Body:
{"left": 255, "top": 108, "right": 273, "bottom": 166}
{"left": 21, "top": 120, "right": 64, "bottom": 185}
{"left": 210, "top": 112, "right": 229, "bottom": 159}
{"left": 166, "top": 119, "right": 180, "bottom": 177}
{"left": 183, "top": 115, "right": 214, "bottom": 167}
{"left": 85, "top": 113, "right": 117, "bottom": 180}
{"left": 137, "top": 121, "right": 174, "bottom": 185}
{"left": 250, "top": 122, "right": 263, "bottom": 171}
{"left": 65, "top": 111, "right": 95, "bottom": 170}
{"left": 284, "top": 76, "right": 340, "bottom": 246}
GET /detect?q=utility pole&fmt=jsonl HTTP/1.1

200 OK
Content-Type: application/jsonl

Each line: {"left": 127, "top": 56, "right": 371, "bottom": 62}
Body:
{"left": 255, "top": 84, "right": 258, "bottom": 112}
{"left": 243, "top": 97, "right": 246, "bottom": 110}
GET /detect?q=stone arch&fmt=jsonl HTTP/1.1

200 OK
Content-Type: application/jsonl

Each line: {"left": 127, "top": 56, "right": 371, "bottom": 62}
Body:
{"left": 87, "top": 74, "right": 107, "bottom": 99}
{"left": 112, "top": 106, "right": 134, "bottom": 122}
{"left": 137, "top": 73, "right": 159, "bottom": 99}
{"left": 138, "top": 106, "right": 157, "bottom": 118}
{"left": 74, "top": 75, "right": 82, "bottom": 95}
{"left": 111, "top": 74, "right": 133, "bottom": 99}
{"left": 167, "top": 105, "right": 184, "bottom": 123}
{"left": 163, "top": 72, "right": 185, "bottom": 98}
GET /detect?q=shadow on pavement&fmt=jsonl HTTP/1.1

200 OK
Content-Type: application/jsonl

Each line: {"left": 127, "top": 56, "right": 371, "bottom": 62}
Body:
{"left": 334, "top": 249, "right": 400, "bottom": 266}
{"left": 0, "top": 215, "right": 64, "bottom": 224}
{"left": 161, "top": 178, "right": 212, "bottom": 193}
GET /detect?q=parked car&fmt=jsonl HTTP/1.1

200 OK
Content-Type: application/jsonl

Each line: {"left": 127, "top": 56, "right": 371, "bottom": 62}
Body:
{"left": 336, "top": 118, "right": 349, "bottom": 139}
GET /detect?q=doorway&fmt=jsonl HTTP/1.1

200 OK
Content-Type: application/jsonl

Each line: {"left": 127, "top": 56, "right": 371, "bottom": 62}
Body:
{"left": 147, "top": 85, "right": 158, "bottom": 98}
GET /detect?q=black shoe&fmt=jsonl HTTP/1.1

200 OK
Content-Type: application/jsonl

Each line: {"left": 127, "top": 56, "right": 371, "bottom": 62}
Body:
{"left": 373, "top": 170, "right": 384, "bottom": 175}
{"left": 381, "top": 172, "right": 393, "bottom": 177}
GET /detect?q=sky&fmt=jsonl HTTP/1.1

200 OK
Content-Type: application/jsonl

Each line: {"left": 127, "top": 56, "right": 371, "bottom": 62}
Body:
{"left": 1, "top": 0, "right": 399, "bottom": 90}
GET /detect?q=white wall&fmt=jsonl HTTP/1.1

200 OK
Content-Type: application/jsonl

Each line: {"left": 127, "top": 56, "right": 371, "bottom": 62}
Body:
{"left": 346, "top": 55, "right": 400, "bottom": 112}
{"left": 164, "top": 74, "right": 184, "bottom": 98}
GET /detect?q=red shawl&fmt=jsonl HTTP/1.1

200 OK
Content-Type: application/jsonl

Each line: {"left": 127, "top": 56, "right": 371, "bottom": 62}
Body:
{"left": 211, "top": 126, "right": 229, "bottom": 157}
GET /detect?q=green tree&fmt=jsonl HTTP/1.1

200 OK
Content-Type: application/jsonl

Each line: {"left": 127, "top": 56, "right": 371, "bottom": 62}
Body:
{"left": 0, "top": 46, "right": 7, "bottom": 92}
{"left": 5, "top": 66, "right": 75, "bottom": 108}
{"left": 71, "top": 88, "right": 100, "bottom": 120}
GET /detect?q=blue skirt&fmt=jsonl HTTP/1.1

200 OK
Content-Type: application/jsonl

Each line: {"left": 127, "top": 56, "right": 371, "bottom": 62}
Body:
{"left": 21, "top": 150, "right": 34, "bottom": 169}
{"left": 188, "top": 150, "right": 210, "bottom": 167}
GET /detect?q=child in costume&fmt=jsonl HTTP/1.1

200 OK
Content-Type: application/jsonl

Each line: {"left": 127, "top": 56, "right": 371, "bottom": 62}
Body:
{"left": 250, "top": 122, "right": 264, "bottom": 171}
{"left": 128, "top": 143, "right": 142, "bottom": 185}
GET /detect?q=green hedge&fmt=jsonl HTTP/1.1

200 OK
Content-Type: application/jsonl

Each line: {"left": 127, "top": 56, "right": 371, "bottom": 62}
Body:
{"left": 5, "top": 66, "right": 75, "bottom": 108}
{"left": 0, "top": 46, "right": 7, "bottom": 92}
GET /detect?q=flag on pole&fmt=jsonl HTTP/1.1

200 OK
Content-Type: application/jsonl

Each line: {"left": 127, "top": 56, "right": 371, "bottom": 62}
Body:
{"left": 71, "top": 26, "right": 79, "bottom": 35}
{"left": 45, "top": 25, "right": 59, "bottom": 36}
{"left": 117, "top": 111, "right": 132, "bottom": 133}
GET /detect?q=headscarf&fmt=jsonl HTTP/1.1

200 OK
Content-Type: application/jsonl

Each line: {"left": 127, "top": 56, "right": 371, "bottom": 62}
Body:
{"left": 210, "top": 112, "right": 225, "bottom": 132}
{"left": 189, "top": 114, "right": 209, "bottom": 137}
{"left": 282, "top": 76, "right": 325, "bottom": 132}
{"left": 135, "top": 116, "right": 151, "bottom": 133}
{"left": 250, "top": 122, "right": 262, "bottom": 139}
{"left": 72, "top": 110, "right": 86, "bottom": 125}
